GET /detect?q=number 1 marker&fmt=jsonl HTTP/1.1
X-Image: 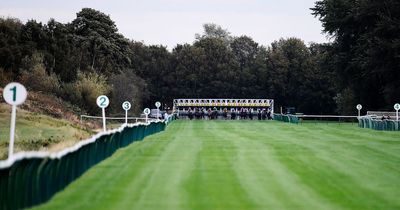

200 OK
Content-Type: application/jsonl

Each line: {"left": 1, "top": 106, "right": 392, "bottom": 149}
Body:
{"left": 3, "top": 82, "right": 27, "bottom": 159}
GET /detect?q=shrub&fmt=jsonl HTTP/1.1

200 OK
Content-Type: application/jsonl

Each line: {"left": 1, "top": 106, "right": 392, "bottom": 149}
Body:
{"left": 110, "top": 69, "right": 149, "bottom": 114}
{"left": 0, "top": 67, "right": 13, "bottom": 87}
{"left": 63, "top": 71, "right": 111, "bottom": 115}
{"left": 19, "top": 53, "right": 60, "bottom": 93}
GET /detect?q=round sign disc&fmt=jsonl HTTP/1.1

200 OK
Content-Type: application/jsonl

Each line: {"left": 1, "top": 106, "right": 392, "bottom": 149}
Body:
{"left": 96, "top": 95, "right": 110, "bottom": 108}
{"left": 122, "top": 101, "right": 131, "bottom": 111}
{"left": 155, "top": 101, "right": 161, "bottom": 108}
{"left": 356, "top": 104, "right": 362, "bottom": 110}
{"left": 144, "top": 108, "right": 151, "bottom": 115}
{"left": 3, "top": 82, "right": 27, "bottom": 106}
{"left": 394, "top": 103, "right": 400, "bottom": 111}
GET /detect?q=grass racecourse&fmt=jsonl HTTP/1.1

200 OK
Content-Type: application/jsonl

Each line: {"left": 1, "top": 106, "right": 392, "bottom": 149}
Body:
{"left": 32, "top": 120, "right": 400, "bottom": 210}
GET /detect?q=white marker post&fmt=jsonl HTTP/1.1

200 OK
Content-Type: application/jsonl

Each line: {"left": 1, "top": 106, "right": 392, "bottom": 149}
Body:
{"left": 356, "top": 104, "right": 362, "bottom": 117}
{"left": 155, "top": 101, "right": 161, "bottom": 119}
{"left": 96, "top": 95, "right": 109, "bottom": 132}
{"left": 394, "top": 103, "right": 400, "bottom": 121}
{"left": 122, "top": 101, "right": 131, "bottom": 124}
{"left": 3, "top": 82, "right": 27, "bottom": 159}
{"left": 144, "top": 108, "right": 150, "bottom": 123}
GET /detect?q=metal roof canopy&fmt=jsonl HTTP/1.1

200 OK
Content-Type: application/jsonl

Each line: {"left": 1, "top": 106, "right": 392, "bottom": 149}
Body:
{"left": 173, "top": 98, "right": 274, "bottom": 112}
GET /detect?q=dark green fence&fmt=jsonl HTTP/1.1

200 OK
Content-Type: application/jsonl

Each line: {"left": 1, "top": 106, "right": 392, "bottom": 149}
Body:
{"left": 358, "top": 116, "right": 400, "bottom": 131}
{"left": 273, "top": 114, "right": 299, "bottom": 124}
{"left": 0, "top": 119, "right": 172, "bottom": 210}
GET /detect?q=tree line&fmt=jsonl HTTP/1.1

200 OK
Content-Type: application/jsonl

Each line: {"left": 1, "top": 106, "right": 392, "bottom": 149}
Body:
{"left": 1, "top": 1, "right": 399, "bottom": 115}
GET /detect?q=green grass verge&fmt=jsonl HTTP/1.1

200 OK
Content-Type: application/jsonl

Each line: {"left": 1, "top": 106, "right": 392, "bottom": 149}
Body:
{"left": 31, "top": 120, "right": 400, "bottom": 210}
{"left": 0, "top": 104, "right": 93, "bottom": 159}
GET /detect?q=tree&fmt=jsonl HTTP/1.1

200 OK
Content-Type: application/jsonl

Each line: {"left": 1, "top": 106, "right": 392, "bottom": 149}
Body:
{"left": 19, "top": 52, "right": 60, "bottom": 93}
{"left": 194, "top": 37, "right": 239, "bottom": 97}
{"left": 195, "top": 23, "right": 232, "bottom": 46}
{"left": 312, "top": 0, "right": 400, "bottom": 112}
{"left": 230, "top": 36, "right": 260, "bottom": 96}
{"left": 71, "top": 8, "right": 130, "bottom": 74}
{"left": 44, "top": 19, "right": 79, "bottom": 82}
{"left": 0, "top": 17, "right": 23, "bottom": 78}
{"left": 110, "top": 69, "right": 149, "bottom": 114}
{"left": 170, "top": 44, "right": 207, "bottom": 99}
{"left": 266, "top": 38, "right": 335, "bottom": 114}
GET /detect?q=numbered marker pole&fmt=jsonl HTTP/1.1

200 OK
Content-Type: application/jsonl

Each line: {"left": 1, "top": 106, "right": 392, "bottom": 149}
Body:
{"left": 101, "top": 108, "right": 106, "bottom": 131}
{"left": 3, "top": 82, "right": 27, "bottom": 159}
{"left": 394, "top": 103, "right": 400, "bottom": 121}
{"left": 124, "top": 105, "right": 128, "bottom": 124}
{"left": 9, "top": 105, "right": 16, "bottom": 158}
{"left": 356, "top": 104, "right": 362, "bottom": 117}
{"left": 144, "top": 108, "right": 150, "bottom": 123}
{"left": 122, "top": 101, "right": 131, "bottom": 125}
{"left": 155, "top": 101, "right": 161, "bottom": 119}
{"left": 96, "top": 95, "right": 110, "bottom": 132}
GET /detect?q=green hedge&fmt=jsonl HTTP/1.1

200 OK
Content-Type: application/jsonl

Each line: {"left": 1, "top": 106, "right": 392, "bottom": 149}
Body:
{"left": 358, "top": 116, "right": 400, "bottom": 131}
{"left": 274, "top": 114, "right": 299, "bottom": 124}
{"left": 0, "top": 119, "right": 171, "bottom": 210}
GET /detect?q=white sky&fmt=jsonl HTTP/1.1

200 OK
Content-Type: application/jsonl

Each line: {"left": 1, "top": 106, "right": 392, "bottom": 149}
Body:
{"left": 0, "top": 0, "right": 329, "bottom": 50}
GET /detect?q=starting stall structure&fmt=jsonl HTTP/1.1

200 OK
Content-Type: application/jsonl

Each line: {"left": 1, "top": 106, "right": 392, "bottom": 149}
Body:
{"left": 173, "top": 98, "right": 274, "bottom": 117}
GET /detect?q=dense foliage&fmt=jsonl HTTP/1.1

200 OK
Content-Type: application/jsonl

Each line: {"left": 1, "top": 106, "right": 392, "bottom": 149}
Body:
{"left": 1, "top": 3, "right": 398, "bottom": 115}
{"left": 312, "top": 0, "right": 400, "bottom": 114}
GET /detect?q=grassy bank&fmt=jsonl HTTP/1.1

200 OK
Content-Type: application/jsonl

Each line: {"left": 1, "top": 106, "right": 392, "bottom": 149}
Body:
{"left": 0, "top": 104, "right": 94, "bottom": 159}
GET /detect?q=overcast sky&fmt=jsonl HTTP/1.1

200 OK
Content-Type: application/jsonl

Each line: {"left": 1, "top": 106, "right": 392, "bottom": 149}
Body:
{"left": 0, "top": 0, "right": 329, "bottom": 49}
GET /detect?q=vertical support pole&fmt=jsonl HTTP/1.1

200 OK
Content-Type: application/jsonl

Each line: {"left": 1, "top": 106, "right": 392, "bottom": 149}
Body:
{"left": 125, "top": 110, "right": 128, "bottom": 124}
{"left": 8, "top": 105, "right": 17, "bottom": 159}
{"left": 102, "top": 107, "right": 106, "bottom": 132}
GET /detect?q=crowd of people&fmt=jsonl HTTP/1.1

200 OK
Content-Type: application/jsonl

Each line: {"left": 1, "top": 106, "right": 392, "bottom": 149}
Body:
{"left": 182, "top": 107, "right": 273, "bottom": 120}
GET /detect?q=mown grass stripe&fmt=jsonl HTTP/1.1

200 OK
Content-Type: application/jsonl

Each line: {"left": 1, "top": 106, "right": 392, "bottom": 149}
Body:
{"left": 31, "top": 120, "right": 400, "bottom": 210}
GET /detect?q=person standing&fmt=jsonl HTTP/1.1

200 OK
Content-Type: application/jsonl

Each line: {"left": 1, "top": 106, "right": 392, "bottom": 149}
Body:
{"left": 262, "top": 109, "right": 267, "bottom": 120}
{"left": 231, "top": 108, "right": 237, "bottom": 120}
{"left": 223, "top": 108, "right": 228, "bottom": 120}
{"left": 188, "top": 107, "right": 193, "bottom": 120}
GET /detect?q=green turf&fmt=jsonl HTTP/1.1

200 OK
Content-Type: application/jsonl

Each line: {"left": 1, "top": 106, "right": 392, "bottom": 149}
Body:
{"left": 31, "top": 120, "right": 400, "bottom": 210}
